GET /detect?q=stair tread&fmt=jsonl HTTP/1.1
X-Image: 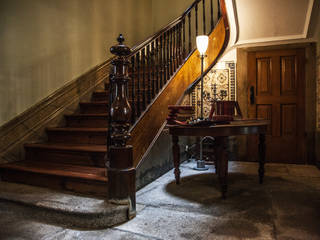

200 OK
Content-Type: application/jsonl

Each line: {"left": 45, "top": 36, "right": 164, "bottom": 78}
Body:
{"left": 47, "top": 127, "right": 108, "bottom": 132}
{"left": 0, "top": 161, "right": 107, "bottom": 182}
{"left": 25, "top": 143, "right": 107, "bottom": 152}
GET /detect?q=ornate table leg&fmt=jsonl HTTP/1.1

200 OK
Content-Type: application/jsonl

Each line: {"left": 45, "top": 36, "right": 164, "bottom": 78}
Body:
{"left": 258, "top": 133, "right": 266, "bottom": 184}
{"left": 172, "top": 135, "right": 181, "bottom": 184}
{"left": 215, "top": 137, "right": 229, "bottom": 199}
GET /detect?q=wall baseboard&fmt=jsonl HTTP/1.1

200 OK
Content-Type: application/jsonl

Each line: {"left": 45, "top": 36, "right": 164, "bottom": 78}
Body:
{"left": 0, "top": 59, "right": 112, "bottom": 164}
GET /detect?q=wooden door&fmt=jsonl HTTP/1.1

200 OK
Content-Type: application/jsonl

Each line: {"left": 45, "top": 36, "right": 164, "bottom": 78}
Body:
{"left": 247, "top": 48, "right": 306, "bottom": 164}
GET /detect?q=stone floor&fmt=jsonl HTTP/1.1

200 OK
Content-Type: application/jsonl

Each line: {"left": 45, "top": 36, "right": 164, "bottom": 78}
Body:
{"left": 1, "top": 161, "right": 320, "bottom": 240}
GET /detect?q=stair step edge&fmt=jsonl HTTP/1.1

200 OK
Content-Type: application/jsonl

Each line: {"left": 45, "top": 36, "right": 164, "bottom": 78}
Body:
{"left": 0, "top": 182, "right": 129, "bottom": 229}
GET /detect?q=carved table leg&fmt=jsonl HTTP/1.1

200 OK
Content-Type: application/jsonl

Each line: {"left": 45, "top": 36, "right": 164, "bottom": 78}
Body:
{"left": 215, "top": 136, "right": 229, "bottom": 199}
{"left": 172, "top": 135, "right": 181, "bottom": 184}
{"left": 258, "top": 133, "right": 266, "bottom": 184}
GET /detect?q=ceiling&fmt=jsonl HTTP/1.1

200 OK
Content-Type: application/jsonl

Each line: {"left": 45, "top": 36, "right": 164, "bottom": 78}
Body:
{"left": 226, "top": 0, "right": 317, "bottom": 46}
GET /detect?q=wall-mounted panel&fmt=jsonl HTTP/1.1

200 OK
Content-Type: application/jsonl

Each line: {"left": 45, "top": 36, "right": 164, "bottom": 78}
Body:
{"left": 281, "top": 56, "right": 297, "bottom": 96}
{"left": 257, "top": 104, "right": 272, "bottom": 134}
{"left": 281, "top": 104, "right": 297, "bottom": 136}
{"left": 257, "top": 58, "right": 272, "bottom": 96}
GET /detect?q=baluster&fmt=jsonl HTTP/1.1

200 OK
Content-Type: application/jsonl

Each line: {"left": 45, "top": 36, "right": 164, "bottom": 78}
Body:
{"left": 188, "top": 12, "right": 192, "bottom": 53}
{"left": 141, "top": 48, "right": 146, "bottom": 110}
{"left": 202, "top": 0, "right": 206, "bottom": 34}
{"left": 218, "top": 0, "right": 221, "bottom": 19}
{"left": 179, "top": 22, "right": 183, "bottom": 64}
{"left": 163, "top": 32, "right": 168, "bottom": 83}
{"left": 151, "top": 41, "right": 155, "bottom": 99}
{"left": 177, "top": 24, "right": 181, "bottom": 66}
{"left": 147, "top": 45, "right": 151, "bottom": 103}
{"left": 182, "top": 17, "right": 186, "bottom": 59}
{"left": 210, "top": 0, "right": 214, "bottom": 30}
{"left": 176, "top": 24, "right": 180, "bottom": 66}
{"left": 155, "top": 38, "right": 160, "bottom": 93}
{"left": 136, "top": 52, "right": 141, "bottom": 117}
{"left": 166, "top": 30, "right": 170, "bottom": 80}
{"left": 171, "top": 28, "right": 174, "bottom": 74}
{"left": 169, "top": 28, "right": 173, "bottom": 76}
{"left": 195, "top": 2, "right": 198, "bottom": 36}
{"left": 159, "top": 35, "right": 163, "bottom": 88}
{"left": 131, "top": 56, "right": 135, "bottom": 123}
{"left": 173, "top": 26, "right": 177, "bottom": 72}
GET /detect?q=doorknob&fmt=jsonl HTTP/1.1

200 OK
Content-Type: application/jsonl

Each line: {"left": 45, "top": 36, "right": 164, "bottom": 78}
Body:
{"left": 250, "top": 86, "right": 255, "bottom": 104}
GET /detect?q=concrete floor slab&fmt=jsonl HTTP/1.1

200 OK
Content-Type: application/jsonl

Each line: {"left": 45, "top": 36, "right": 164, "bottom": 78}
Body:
{"left": 1, "top": 161, "right": 320, "bottom": 239}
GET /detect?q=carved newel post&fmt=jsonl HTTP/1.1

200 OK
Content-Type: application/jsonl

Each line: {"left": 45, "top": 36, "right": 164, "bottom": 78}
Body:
{"left": 108, "top": 34, "right": 136, "bottom": 218}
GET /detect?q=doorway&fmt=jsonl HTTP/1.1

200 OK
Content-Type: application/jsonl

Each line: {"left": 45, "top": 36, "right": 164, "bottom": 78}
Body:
{"left": 247, "top": 48, "right": 306, "bottom": 164}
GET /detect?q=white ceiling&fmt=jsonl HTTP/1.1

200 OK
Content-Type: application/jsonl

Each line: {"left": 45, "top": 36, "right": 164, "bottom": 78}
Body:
{"left": 227, "top": 0, "right": 315, "bottom": 46}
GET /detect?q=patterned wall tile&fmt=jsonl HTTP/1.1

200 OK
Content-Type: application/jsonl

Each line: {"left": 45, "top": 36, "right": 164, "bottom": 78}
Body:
{"left": 182, "top": 61, "right": 236, "bottom": 119}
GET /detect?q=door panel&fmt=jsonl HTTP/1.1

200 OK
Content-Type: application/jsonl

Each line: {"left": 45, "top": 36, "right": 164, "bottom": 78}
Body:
{"left": 247, "top": 48, "right": 305, "bottom": 164}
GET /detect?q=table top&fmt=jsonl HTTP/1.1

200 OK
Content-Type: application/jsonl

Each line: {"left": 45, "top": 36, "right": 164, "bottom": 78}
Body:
{"left": 167, "top": 119, "right": 269, "bottom": 137}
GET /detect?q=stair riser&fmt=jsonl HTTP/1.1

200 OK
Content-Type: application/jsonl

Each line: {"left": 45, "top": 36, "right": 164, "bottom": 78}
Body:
{"left": 92, "top": 93, "right": 108, "bottom": 102}
{"left": 0, "top": 169, "right": 108, "bottom": 196}
{"left": 47, "top": 131, "right": 107, "bottom": 145}
{"left": 80, "top": 105, "right": 108, "bottom": 114}
{"left": 65, "top": 117, "right": 108, "bottom": 128}
{"left": 25, "top": 148, "right": 106, "bottom": 167}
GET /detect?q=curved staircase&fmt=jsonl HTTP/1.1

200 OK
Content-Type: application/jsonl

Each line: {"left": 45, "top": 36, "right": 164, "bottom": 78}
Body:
{"left": 0, "top": 0, "right": 229, "bottom": 228}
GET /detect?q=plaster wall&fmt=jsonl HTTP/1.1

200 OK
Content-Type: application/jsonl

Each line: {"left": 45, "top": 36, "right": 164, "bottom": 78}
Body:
{"left": 151, "top": 0, "right": 194, "bottom": 33}
{"left": 0, "top": 0, "right": 153, "bottom": 126}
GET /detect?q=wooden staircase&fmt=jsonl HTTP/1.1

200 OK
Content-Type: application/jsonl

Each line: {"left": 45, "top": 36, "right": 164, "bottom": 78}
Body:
{"left": 0, "top": 88, "right": 113, "bottom": 196}
{"left": 0, "top": 0, "right": 229, "bottom": 200}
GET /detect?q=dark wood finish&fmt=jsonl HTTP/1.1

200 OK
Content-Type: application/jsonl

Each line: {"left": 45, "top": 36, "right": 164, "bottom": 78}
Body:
{"left": 247, "top": 48, "right": 306, "bottom": 163}
{"left": 188, "top": 12, "right": 192, "bottom": 53}
{"left": 131, "top": 55, "right": 136, "bottom": 123}
{"left": 136, "top": 52, "right": 141, "bottom": 116}
{"left": 210, "top": 0, "right": 214, "bottom": 30}
{"left": 108, "top": 35, "right": 135, "bottom": 212}
{"left": 195, "top": 2, "right": 199, "bottom": 36}
{"left": 142, "top": 48, "right": 146, "bottom": 110}
{"left": 168, "top": 120, "right": 269, "bottom": 198}
{"left": 203, "top": 0, "right": 206, "bottom": 34}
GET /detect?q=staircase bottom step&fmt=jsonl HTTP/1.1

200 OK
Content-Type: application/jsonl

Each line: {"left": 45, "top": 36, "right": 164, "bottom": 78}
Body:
{"left": 0, "top": 161, "right": 108, "bottom": 196}
{"left": 0, "top": 182, "right": 131, "bottom": 229}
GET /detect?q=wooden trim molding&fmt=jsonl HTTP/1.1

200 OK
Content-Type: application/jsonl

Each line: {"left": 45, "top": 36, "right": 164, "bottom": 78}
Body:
{"left": 0, "top": 59, "right": 112, "bottom": 164}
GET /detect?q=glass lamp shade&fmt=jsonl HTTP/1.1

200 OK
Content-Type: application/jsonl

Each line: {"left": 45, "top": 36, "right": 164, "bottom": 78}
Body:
{"left": 196, "top": 35, "right": 209, "bottom": 55}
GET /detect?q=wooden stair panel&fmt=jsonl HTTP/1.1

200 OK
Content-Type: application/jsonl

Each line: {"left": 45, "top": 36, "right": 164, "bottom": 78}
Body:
{"left": 65, "top": 114, "right": 108, "bottom": 127}
{"left": 25, "top": 143, "right": 106, "bottom": 167}
{"left": 46, "top": 127, "right": 108, "bottom": 145}
{"left": 0, "top": 161, "right": 108, "bottom": 196}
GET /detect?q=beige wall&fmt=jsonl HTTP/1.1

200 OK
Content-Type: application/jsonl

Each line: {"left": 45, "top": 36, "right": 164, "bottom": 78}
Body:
{"left": 0, "top": 0, "right": 199, "bottom": 127}
{"left": 151, "top": 0, "right": 194, "bottom": 33}
{"left": 0, "top": 0, "right": 153, "bottom": 126}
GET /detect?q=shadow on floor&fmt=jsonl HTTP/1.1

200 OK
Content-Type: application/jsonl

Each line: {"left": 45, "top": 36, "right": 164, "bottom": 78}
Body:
{"left": 165, "top": 172, "right": 320, "bottom": 237}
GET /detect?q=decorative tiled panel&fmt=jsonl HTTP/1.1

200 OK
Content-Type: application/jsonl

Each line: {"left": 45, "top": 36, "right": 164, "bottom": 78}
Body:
{"left": 181, "top": 61, "right": 236, "bottom": 118}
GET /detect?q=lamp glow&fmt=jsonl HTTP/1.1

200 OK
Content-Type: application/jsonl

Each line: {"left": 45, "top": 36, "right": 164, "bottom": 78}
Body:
{"left": 196, "top": 35, "right": 209, "bottom": 55}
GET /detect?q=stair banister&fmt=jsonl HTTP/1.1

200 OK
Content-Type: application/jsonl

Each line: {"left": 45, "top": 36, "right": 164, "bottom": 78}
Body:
{"left": 107, "top": 0, "right": 228, "bottom": 214}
